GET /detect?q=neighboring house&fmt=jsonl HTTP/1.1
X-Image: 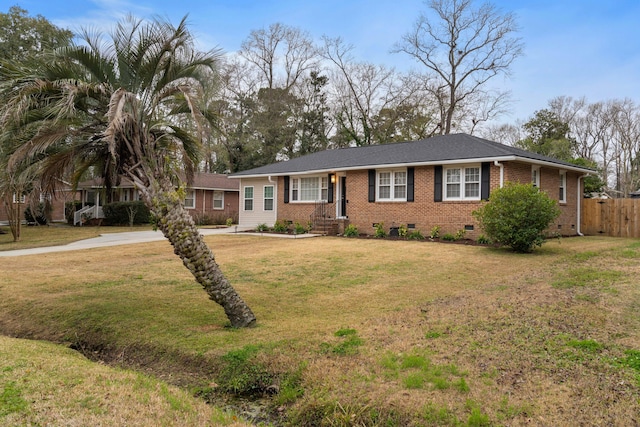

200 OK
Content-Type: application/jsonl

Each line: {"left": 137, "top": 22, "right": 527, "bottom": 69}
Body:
{"left": 0, "top": 185, "right": 77, "bottom": 225}
{"left": 75, "top": 173, "right": 239, "bottom": 225}
{"left": 230, "top": 133, "right": 594, "bottom": 237}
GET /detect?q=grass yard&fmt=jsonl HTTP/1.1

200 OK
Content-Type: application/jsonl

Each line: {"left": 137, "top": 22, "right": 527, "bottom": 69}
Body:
{"left": 0, "top": 233, "right": 639, "bottom": 425}
{"left": 0, "top": 223, "right": 154, "bottom": 251}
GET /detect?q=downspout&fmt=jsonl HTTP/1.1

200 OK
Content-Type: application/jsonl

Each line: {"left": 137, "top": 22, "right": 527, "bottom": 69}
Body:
{"left": 576, "top": 174, "right": 588, "bottom": 236}
{"left": 493, "top": 161, "right": 504, "bottom": 188}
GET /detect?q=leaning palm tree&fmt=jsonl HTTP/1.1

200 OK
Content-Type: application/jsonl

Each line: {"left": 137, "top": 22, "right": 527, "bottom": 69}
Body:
{"left": 0, "top": 15, "right": 256, "bottom": 327}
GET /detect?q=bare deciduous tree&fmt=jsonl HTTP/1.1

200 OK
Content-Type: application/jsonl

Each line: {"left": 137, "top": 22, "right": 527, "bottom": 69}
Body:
{"left": 394, "top": 0, "right": 523, "bottom": 134}
{"left": 322, "top": 37, "right": 435, "bottom": 146}
{"left": 240, "top": 22, "right": 318, "bottom": 90}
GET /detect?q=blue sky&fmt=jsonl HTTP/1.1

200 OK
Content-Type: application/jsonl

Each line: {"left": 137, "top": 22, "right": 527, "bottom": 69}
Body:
{"left": 8, "top": 0, "right": 640, "bottom": 124}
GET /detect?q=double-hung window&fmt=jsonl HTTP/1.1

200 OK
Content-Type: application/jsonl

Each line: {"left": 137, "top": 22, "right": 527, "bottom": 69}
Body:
{"left": 290, "top": 176, "right": 327, "bottom": 202}
{"left": 559, "top": 171, "right": 567, "bottom": 203}
{"left": 213, "top": 191, "right": 224, "bottom": 210}
{"left": 444, "top": 166, "right": 481, "bottom": 200}
{"left": 244, "top": 186, "right": 254, "bottom": 211}
{"left": 12, "top": 193, "right": 26, "bottom": 204}
{"left": 184, "top": 190, "right": 196, "bottom": 209}
{"left": 263, "top": 185, "right": 274, "bottom": 211}
{"left": 377, "top": 170, "right": 407, "bottom": 201}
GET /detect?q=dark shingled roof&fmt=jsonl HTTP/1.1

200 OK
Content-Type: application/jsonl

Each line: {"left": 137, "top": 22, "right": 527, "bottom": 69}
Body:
{"left": 78, "top": 173, "right": 238, "bottom": 191}
{"left": 231, "top": 133, "right": 593, "bottom": 177}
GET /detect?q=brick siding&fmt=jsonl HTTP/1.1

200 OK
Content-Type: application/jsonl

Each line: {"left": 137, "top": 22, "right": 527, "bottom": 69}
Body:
{"left": 275, "top": 162, "right": 582, "bottom": 238}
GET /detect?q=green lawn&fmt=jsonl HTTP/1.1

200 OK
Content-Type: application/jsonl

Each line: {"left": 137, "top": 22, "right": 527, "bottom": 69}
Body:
{"left": 0, "top": 234, "right": 638, "bottom": 425}
{"left": 0, "top": 223, "right": 154, "bottom": 251}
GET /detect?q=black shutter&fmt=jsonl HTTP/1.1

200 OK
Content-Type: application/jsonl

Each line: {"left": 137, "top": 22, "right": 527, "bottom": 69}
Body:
{"left": 434, "top": 166, "right": 443, "bottom": 202}
{"left": 368, "top": 169, "right": 376, "bottom": 202}
{"left": 407, "top": 167, "right": 415, "bottom": 202}
{"left": 328, "top": 174, "right": 334, "bottom": 203}
{"left": 481, "top": 162, "right": 490, "bottom": 200}
{"left": 284, "top": 176, "right": 290, "bottom": 204}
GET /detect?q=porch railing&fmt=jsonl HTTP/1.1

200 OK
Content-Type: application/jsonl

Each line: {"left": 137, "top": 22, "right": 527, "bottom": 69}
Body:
{"left": 73, "top": 205, "right": 104, "bottom": 226}
{"left": 310, "top": 200, "right": 327, "bottom": 228}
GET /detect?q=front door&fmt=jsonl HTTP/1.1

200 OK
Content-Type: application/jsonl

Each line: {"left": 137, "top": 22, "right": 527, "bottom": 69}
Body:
{"left": 339, "top": 176, "right": 347, "bottom": 218}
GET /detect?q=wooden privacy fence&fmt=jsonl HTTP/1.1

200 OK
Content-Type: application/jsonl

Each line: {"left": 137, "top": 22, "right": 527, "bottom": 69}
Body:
{"left": 582, "top": 198, "right": 640, "bottom": 238}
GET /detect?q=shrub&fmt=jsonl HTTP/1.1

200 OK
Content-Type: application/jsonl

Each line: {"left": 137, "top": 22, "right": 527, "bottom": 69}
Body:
{"left": 441, "top": 233, "right": 456, "bottom": 241}
{"left": 293, "top": 222, "right": 307, "bottom": 234}
{"left": 256, "top": 223, "right": 269, "bottom": 232}
{"left": 429, "top": 225, "right": 440, "bottom": 239}
{"left": 374, "top": 222, "right": 386, "bottom": 238}
{"left": 102, "top": 201, "right": 151, "bottom": 225}
{"left": 24, "top": 202, "right": 48, "bottom": 225}
{"left": 454, "top": 229, "right": 466, "bottom": 240}
{"left": 476, "top": 234, "right": 492, "bottom": 245}
{"left": 407, "top": 230, "right": 424, "bottom": 240}
{"left": 194, "top": 213, "right": 214, "bottom": 226}
{"left": 273, "top": 219, "right": 288, "bottom": 233}
{"left": 398, "top": 224, "right": 408, "bottom": 237}
{"left": 343, "top": 224, "right": 359, "bottom": 237}
{"left": 194, "top": 212, "right": 233, "bottom": 226}
{"left": 472, "top": 181, "right": 561, "bottom": 253}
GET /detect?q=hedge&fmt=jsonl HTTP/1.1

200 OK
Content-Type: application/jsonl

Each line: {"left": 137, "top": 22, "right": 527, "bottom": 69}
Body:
{"left": 102, "top": 201, "right": 151, "bottom": 225}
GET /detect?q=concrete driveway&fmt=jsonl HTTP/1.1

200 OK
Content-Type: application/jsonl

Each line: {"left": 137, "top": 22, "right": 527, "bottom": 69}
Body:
{"left": 0, "top": 226, "right": 318, "bottom": 257}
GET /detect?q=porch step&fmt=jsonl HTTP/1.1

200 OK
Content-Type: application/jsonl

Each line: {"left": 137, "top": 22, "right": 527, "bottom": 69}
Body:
{"left": 310, "top": 219, "right": 339, "bottom": 236}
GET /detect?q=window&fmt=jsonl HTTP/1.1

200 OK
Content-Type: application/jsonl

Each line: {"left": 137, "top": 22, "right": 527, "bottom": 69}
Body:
{"left": 290, "top": 176, "right": 327, "bottom": 202}
{"left": 184, "top": 190, "right": 196, "bottom": 209}
{"left": 532, "top": 166, "right": 541, "bottom": 188}
{"left": 377, "top": 170, "right": 407, "bottom": 201}
{"left": 213, "top": 191, "right": 224, "bottom": 210}
{"left": 444, "top": 166, "right": 481, "bottom": 200}
{"left": 559, "top": 171, "right": 566, "bottom": 203}
{"left": 264, "top": 185, "right": 274, "bottom": 211}
{"left": 12, "top": 193, "right": 26, "bottom": 204}
{"left": 244, "top": 186, "right": 254, "bottom": 211}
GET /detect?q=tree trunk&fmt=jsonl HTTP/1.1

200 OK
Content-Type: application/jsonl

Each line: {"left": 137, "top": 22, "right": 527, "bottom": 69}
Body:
{"left": 147, "top": 179, "right": 256, "bottom": 328}
{"left": 3, "top": 195, "right": 22, "bottom": 242}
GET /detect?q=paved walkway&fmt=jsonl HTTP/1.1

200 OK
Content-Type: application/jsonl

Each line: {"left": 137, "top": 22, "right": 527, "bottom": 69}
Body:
{"left": 0, "top": 227, "right": 319, "bottom": 257}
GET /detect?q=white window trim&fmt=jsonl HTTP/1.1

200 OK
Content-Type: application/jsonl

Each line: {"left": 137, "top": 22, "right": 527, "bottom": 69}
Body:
{"left": 184, "top": 189, "right": 196, "bottom": 209}
{"left": 263, "top": 185, "right": 274, "bottom": 211}
{"left": 12, "top": 193, "right": 26, "bottom": 204}
{"left": 213, "top": 191, "right": 224, "bottom": 210}
{"left": 559, "top": 171, "right": 567, "bottom": 204}
{"left": 443, "top": 164, "right": 481, "bottom": 201}
{"left": 376, "top": 169, "right": 407, "bottom": 201}
{"left": 289, "top": 176, "right": 327, "bottom": 203}
{"left": 532, "top": 166, "right": 541, "bottom": 188}
{"left": 243, "top": 186, "right": 254, "bottom": 211}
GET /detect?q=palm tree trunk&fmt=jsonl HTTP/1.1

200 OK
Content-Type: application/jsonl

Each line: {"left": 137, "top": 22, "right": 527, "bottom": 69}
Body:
{"left": 148, "top": 180, "right": 256, "bottom": 328}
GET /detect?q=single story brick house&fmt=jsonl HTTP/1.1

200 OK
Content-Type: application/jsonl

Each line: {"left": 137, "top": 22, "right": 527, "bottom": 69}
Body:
{"left": 74, "top": 173, "right": 239, "bottom": 225}
{"left": 0, "top": 184, "right": 77, "bottom": 225}
{"left": 230, "top": 133, "right": 594, "bottom": 237}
